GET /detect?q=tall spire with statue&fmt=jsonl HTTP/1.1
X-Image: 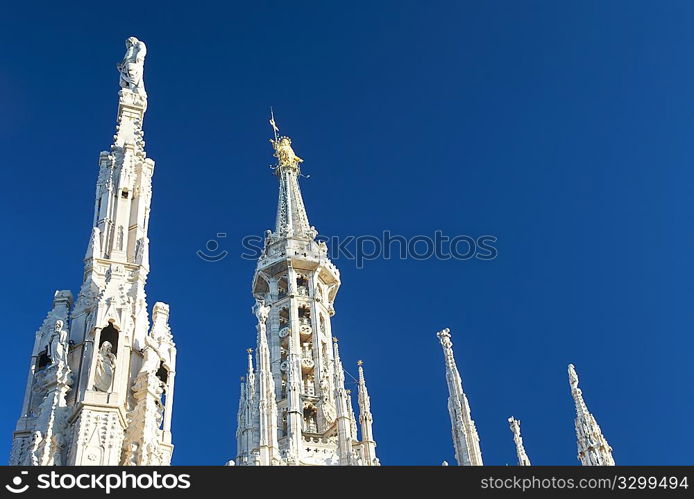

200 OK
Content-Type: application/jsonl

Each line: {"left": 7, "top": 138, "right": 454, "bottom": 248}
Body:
{"left": 233, "top": 115, "right": 379, "bottom": 466}
{"left": 437, "top": 328, "right": 483, "bottom": 466}
{"left": 9, "top": 37, "right": 177, "bottom": 466}
{"left": 568, "top": 364, "right": 615, "bottom": 466}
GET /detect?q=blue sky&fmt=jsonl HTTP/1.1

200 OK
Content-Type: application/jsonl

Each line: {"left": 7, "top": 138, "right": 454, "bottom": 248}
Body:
{"left": 2, "top": 1, "right": 693, "bottom": 465}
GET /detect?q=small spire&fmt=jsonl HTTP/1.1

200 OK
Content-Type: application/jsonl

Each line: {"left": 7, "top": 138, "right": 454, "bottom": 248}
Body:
{"left": 508, "top": 417, "right": 531, "bottom": 466}
{"left": 246, "top": 349, "right": 254, "bottom": 376}
{"left": 332, "top": 338, "right": 354, "bottom": 464}
{"left": 568, "top": 364, "right": 615, "bottom": 466}
{"left": 436, "top": 328, "right": 483, "bottom": 466}
{"left": 357, "top": 360, "right": 378, "bottom": 465}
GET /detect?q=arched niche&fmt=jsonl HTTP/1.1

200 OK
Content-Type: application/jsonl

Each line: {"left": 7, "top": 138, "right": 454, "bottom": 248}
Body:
{"left": 277, "top": 275, "right": 288, "bottom": 299}
{"left": 156, "top": 361, "right": 168, "bottom": 384}
{"left": 253, "top": 274, "right": 270, "bottom": 297}
{"left": 36, "top": 347, "right": 51, "bottom": 371}
{"left": 278, "top": 307, "right": 290, "bottom": 327}
{"left": 99, "top": 323, "right": 119, "bottom": 355}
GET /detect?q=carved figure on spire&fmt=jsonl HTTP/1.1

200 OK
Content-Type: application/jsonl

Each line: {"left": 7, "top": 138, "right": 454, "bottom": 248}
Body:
{"left": 117, "top": 37, "right": 147, "bottom": 95}
{"left": 253, "top": 299, "right": 271, "bottom": 325}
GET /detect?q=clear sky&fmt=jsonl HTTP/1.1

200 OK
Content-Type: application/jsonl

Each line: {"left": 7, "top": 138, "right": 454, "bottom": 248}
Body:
{"left": 2, "top": 1, "right": 693, "bottom": 465}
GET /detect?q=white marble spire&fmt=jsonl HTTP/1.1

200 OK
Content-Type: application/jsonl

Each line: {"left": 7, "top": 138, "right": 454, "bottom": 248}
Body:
{"left": 357, "top": 361, "right": 378, "bottom": 466}
{"left": 253, "top": 301, "right": 280, "bottom": 465}
{"left": 332, "top": 339, "right": 355, "bottom": 465}
{"left": 568, "top": 364, "right": 615, "bottom": 466}
{"left": 508, "top": 417, "right": 531, "bottom": 466}
{"left": 235, "top": 117, "right": 377, "bottom": 466}
{"left": 436, "top": 328, "right": 483, "bottom": 466}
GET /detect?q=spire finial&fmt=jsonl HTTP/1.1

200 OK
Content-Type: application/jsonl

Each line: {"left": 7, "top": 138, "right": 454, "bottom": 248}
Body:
{"left": 269, "top": 108, "right": 279, "bottom": 142}
{"left": 246, "top": 348, "right": 254, "bottom": 373}
{"left": 568, "top": 363, "right": 579, "bottom": 390}
{"left": 357, "top": 360, "right": 363, "bottom": 366}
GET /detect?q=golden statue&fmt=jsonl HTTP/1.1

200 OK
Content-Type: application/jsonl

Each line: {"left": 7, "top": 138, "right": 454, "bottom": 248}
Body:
{"left": 270, "top": 136, "right": 303, "bottom": 168}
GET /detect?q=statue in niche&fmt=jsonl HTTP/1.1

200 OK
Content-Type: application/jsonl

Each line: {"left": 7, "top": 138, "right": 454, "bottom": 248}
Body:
{"left": 94, "top": 341, "right": 116, "bottom": 392}
{"left": 48, "top": 320, "right": 68, "bottom": 367}
{"left": 117, "top": 37, "right": 147, "bottom": 94}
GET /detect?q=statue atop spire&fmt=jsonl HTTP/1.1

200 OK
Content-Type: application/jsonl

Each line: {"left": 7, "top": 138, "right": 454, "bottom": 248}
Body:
{"left": 508, "top": 417, "right": 531, "bottom": 466}
{"left": 568, "top": 364, "right": 615, "bottom": 466}
{"left": 263, "top": 111, "right": 315, "bottom": 240}
{"left": 271, "top": 136, "right": 303, "bottom": 168}
{"left": 269, "top": 112, "right": 303, "bottom": 172}
{"left": 117, "top": 37, "right": 147, "bottom": 96}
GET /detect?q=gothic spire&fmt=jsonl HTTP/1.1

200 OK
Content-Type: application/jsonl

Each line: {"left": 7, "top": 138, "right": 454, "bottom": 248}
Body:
{"left": 332, "top": 339, "right": 354, "bottom": 465}
{"left": 245, "top": 348, "right": 255, "bottom": 394}
{"left": 268, "top": 115, "right": 316, "bottom": 240}
{"left": 357, "top": 361, "right": 378, "bottom": 465}
{"left": 11, "top": 37, "right": 177, "bottom": 467}
{"left": 568, "top": 364, "right": 615, "bottom": 466}
{"left": 86, "top": 36, "right": 152, "bottom": 268}
{"left": 253, "top": 300, "right": 280, "bottom": 465}
{"left": 436, "top": 328, "right": 483, "bottom": 466}
{"left": 508, "top": 417, "right": 531, "bottom": 466}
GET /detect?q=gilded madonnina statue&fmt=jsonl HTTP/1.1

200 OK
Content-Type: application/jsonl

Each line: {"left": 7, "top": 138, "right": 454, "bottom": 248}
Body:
{"left": 271, "top": 136, "right": 303, "bottom": 168}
